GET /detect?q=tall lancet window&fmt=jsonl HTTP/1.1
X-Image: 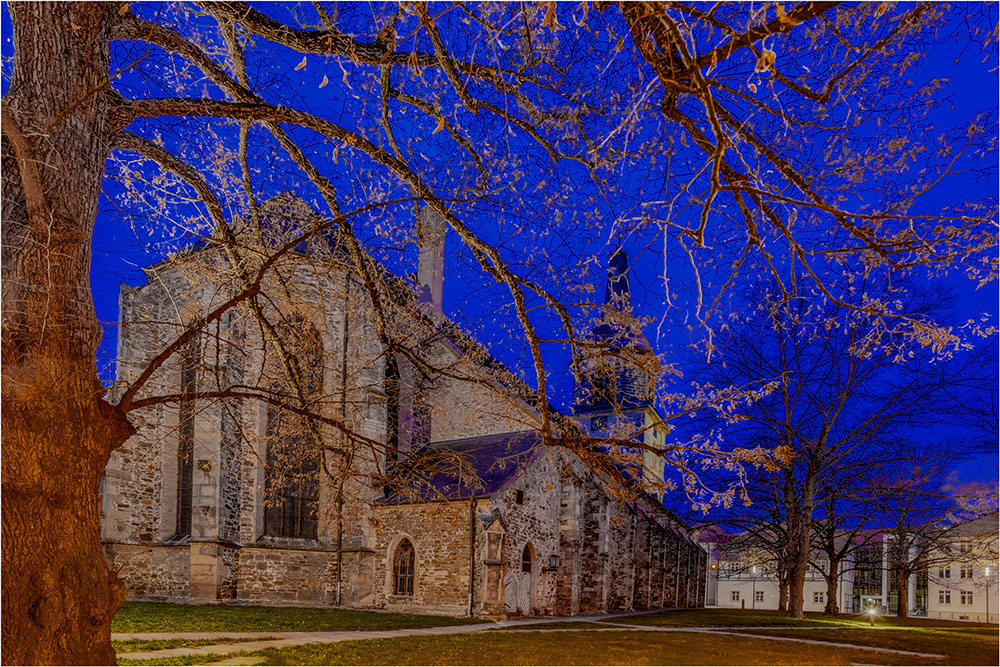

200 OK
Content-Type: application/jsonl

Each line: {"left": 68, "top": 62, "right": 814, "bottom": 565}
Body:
{"left": 385, "top": 355, "right": 401, "bottom": 459}
{"left": 264, "top": 318, "right": 322, "bottom": 539}
{"left": 176, "top": 333, "right": 200, "bottom": 538}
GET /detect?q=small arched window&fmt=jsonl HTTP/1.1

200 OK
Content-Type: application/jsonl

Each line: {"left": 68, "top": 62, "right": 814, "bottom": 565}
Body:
{"left": 394, "top": 539, "right": 415, "bottom": 596}
{"left": 521, "top": 543, "right": 533, "bottom": 573}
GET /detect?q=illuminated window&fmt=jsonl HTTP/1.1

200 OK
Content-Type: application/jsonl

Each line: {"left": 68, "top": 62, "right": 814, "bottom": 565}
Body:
{"left": 960, "top": 566, "right": 973, "bottom": 579}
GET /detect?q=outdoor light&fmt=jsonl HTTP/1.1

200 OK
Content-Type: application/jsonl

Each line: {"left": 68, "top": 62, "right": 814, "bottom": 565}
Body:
{"left": 867, "top": 604, "right": 878, "bottom": 627}
{"left": 543, "top": 555, "right": 561, "bottom": 572}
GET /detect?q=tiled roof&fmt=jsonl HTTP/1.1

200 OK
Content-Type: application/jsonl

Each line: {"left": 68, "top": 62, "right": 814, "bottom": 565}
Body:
{"left": 379, "top": 431, "right": 543, "bottom": 504}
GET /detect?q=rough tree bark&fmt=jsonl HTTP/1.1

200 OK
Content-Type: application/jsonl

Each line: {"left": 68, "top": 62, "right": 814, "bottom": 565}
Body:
{"left": 782, "top": 464, "right": 814, "bottom": 618}
{"left": 1, "top": 3, "right": 131, "bottom": 665}
{"left": 823, "top": 559, "right": 842, "bottom": 616}
{"left": 895, "top": 570, "right": 911, "bottom": 618}
{"left": 777, "top": 569, "right": 789, "bottom": 613}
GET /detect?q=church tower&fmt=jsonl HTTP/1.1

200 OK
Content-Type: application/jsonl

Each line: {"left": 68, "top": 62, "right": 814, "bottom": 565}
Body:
{"left": 573, "top": 248, "right": 668, "bottom": 496}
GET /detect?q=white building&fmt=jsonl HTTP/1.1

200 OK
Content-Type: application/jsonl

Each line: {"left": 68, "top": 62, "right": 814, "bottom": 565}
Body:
{"left": 699, "top": 518, "right": 998, "bottom": 623}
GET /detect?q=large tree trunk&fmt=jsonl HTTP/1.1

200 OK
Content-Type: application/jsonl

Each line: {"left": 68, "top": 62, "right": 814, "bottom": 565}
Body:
{"left": 785, "top": 535, "right": 809, "bottom": 618}
{"left": 895, "top": 572, "right": 910, "bottom": 619}
{"left": 1, "top": 3, "right": 131, "bottom": 664}
{"left": 823, "top": 568, "right": 840, "bottom": 616}
{"left": 777, "top": 569, "right": 789, "bottom": 612}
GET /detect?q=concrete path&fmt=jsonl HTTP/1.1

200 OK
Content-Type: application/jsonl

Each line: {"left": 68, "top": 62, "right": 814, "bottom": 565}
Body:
{"left": 113, "top": 610, "right": 947, "bottom": 665}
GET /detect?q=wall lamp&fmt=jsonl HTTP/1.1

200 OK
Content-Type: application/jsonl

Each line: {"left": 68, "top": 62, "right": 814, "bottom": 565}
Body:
{"left": 543, "top": 555, "right": 561, "bottom": 572}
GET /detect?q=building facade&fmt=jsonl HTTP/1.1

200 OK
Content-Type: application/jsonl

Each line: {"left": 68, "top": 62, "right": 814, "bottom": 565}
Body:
{"left": 101, "top": 196, "right": 705, "bottom": 616}
{"left": 700, "top": 521, "right": 998, "bottom": 623}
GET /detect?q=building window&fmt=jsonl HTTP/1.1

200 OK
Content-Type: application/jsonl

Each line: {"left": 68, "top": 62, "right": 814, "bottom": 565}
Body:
{"left": 522, "top": 543, "right": 533, "bottom": 573}
{"left": 263, "top": 415, "right": 319, "bottom": 539}
{"left": 731, "top": 590, "right": 740, "bottom": 602}
{"left": 960, "top": 566, "right": 973, "bottom": 579}
{"left": 263, "top": 320, "right": 321, "bottom": 540}
{"left": 516, "top": 490, "right": 524, "bottom": 505}
{"left": 939, "top": 590, "right": 951, "bottom": 604}
{"left": 176, "top": 334, "right": 200, "bottom": 538}
{"left": 960, "top": 590, "right": 973, "bottom": 605}
{"left": 591, "top": 375, "right": 615, "bottom": 406}
{"left": 813, "top": 591, "right": 824, "bottom": 604}
{"left": 938, "top": 567, "right": 951, "bottom": 579}
{"left": 756, "top": 590, "right": 765, "bottom": 603}
{"left": 393, "top": 539, "right": 415, "bottom": 596}
{"left": 384, "top": 356, "right": 400, "bottom": 457}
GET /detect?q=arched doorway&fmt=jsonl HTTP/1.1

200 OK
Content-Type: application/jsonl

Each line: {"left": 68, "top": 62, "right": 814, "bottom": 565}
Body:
{"left": 519, "top": 542, "right": 535, "bottom": 615}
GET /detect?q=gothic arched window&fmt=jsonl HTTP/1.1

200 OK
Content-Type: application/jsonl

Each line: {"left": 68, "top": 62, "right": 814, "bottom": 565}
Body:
{"left": 385, "top": 356, "right": 400, "bottom": 458}
{"left": 176, "top": 333, "right": 200, "bottom": 538}
{"left": 521, "top": 543, "right": 534, "bottom": 573}
{"left": 264, "top": 318, "right": 322, "bottom": 539}
{"left": 393, "top": 539, "right": 415, "bottom": 596}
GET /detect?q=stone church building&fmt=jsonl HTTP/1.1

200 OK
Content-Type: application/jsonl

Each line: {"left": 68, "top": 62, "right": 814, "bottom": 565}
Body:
{"left": 101, "top": 196, "right": 706, "bottom": 617}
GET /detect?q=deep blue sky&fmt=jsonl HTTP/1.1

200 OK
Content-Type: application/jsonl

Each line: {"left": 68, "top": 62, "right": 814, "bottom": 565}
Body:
{"left": 2, "top": 3, "right": 996, "bottom": 489}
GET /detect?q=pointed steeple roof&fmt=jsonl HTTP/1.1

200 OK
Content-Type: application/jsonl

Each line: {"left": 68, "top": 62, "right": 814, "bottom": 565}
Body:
{"left": 604, "top": 247, "right": 632, "bottom": 307}
{"left": 589, "top": 247, "right": 652, "bottom": 352}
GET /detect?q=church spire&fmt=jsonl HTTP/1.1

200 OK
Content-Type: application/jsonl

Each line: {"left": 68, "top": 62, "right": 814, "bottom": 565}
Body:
{"left": 589, "top": 246, "right": 651, "bottom": 352}
{"left": 604, "top": 247, "right": 631, "bottom": 309}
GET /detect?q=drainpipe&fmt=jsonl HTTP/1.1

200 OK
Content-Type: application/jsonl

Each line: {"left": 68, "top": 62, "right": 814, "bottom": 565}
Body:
{"left": 336, "top": 270, "right": 351, "bottom": 606}
{"left": 468, "top": 498, "right": 478, "bottom": 617}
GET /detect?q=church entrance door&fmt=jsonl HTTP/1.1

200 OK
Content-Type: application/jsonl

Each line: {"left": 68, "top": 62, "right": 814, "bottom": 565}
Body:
{"left": 519, "top": 542, "right": 534, "bottom": 616}
{"left": 519, "top": 573, "right": 531, "bottom": 615}
{"left": 503, "top": 574, "right": 518, "bottom": 614}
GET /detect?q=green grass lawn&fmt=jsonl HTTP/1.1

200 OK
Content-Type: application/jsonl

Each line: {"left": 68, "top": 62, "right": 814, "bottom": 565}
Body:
{"left": 622, "top": 607, "right": 1000, "bottom": 630}
{"left": 113, "top": 637, "right": 280, "bottom": 653}
{"left": 249, "top": 630, "right": 947, "bottom": 666}
{"left": 487, "top": 621, "right": 623, "bottom": 631}
{"left": 110, "top": 606, "right": 999, "bottom": 666}
{"left": 112, "top": 601, "right": 484, "bottom": 633}
{"left": 117, "top": 653, "right": 228, "bottom": 666}
{"left": 740, "top": 626, "right": 999, "bottom": 666}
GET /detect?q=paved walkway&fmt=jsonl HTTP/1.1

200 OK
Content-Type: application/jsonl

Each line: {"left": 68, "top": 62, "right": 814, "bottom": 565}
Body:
{"left": 113, "top": 610, "right": 947, "bottom": 665}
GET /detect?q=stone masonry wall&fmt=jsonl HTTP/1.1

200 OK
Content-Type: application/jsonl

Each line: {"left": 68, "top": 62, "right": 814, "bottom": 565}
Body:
{"left": 372, "top": 501, "right": 471, "bottom": 616}
{"left": 488, "top": 448, "right": 564, "bottom": 616}
{"left": 237, "top": 546, "right": 339, "bottom": 604}
{"left": 104, "top": 543, "right": 189, "bottom": 600}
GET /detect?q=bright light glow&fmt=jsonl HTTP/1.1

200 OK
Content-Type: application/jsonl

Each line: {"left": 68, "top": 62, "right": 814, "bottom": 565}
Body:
{"left": 987, "top": 567, "right": 991, "bottom": 577}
